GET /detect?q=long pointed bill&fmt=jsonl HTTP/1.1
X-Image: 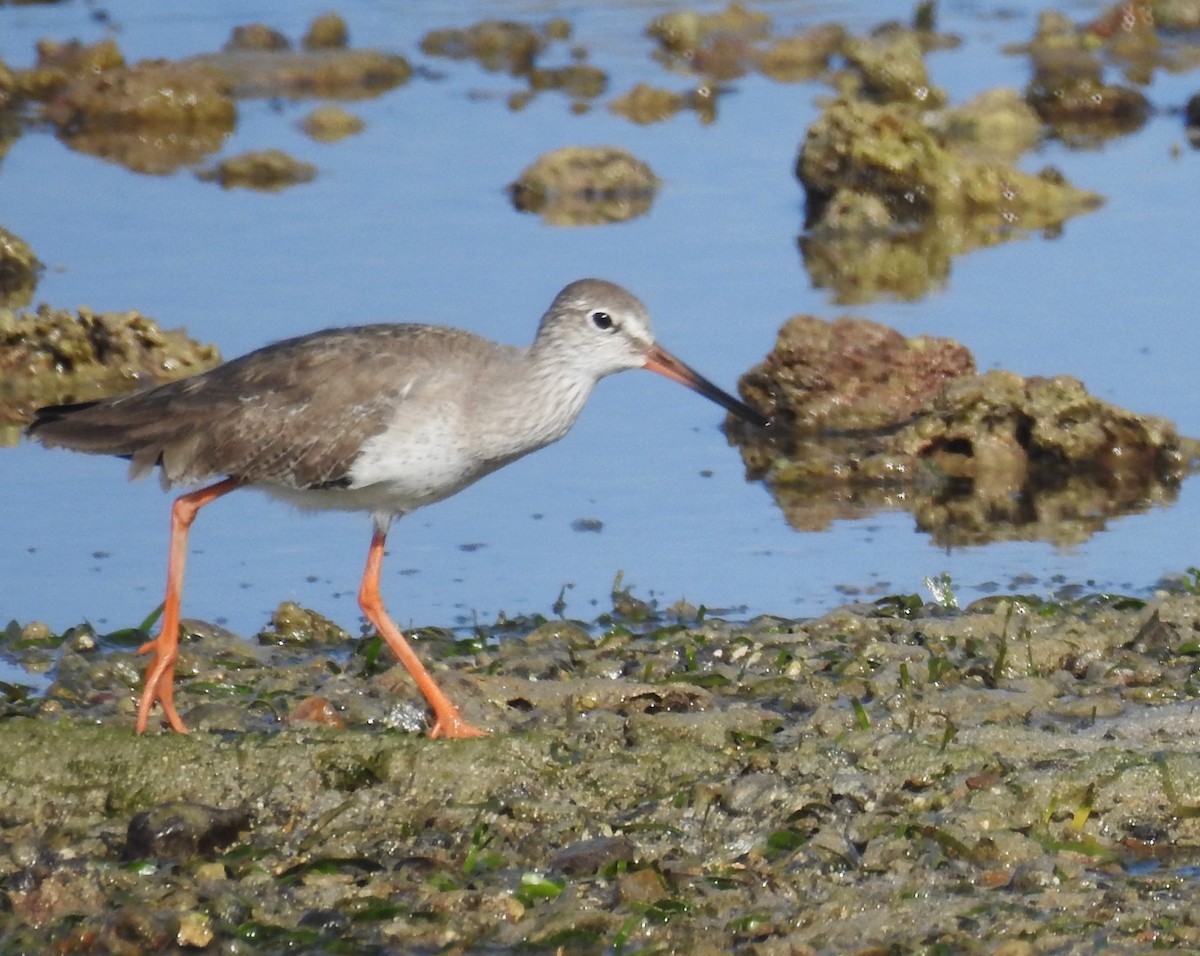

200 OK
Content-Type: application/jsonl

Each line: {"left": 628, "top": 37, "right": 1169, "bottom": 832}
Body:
{"left": 644, "top": 344, "right": 770, "bottom": 427}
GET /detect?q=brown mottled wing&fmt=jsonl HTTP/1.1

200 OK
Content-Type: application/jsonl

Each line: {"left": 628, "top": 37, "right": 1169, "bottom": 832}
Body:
{"left": 28, "top": 324, "right": 498, "bottom": 489}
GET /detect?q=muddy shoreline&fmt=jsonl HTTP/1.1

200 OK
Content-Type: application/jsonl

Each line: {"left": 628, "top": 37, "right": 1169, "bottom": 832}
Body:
{"left": 3, "top": 585, "right": 1200, "bottom": 952}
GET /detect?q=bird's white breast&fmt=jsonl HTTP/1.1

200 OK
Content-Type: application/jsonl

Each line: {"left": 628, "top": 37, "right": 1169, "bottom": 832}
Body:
{"left": 257, "top": 349, "right": 595, "bottom": 519}
{"left": 344, "top": 393, "right": 480, "bottom": 510}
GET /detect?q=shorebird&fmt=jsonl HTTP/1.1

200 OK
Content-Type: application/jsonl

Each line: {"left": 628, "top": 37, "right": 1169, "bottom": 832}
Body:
{"left": 28, "top": 278, "right": 768, "bottom": 739}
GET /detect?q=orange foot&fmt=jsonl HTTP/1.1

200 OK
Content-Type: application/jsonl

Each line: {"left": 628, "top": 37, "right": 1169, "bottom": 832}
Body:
{"left": 135, "top": 636, "right": 189, "bottom": 734}
{"left": 429, "top": 710, "right": 489, "bottom": 739}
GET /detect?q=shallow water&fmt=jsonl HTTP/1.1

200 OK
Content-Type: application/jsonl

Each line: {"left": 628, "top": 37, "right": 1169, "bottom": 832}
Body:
{"left": 1, "top": 0, "right": 1198, "bottom": 638}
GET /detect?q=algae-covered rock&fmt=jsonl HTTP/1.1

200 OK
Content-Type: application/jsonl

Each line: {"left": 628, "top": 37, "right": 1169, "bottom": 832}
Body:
{"left": 420, "top": 19, "right": 548, "bottom": 74}
{"left": 12, "top": 37, "right": 125, "bottom": 102}
{"left": 756, "top": 23, "right": 844, "bottom": 83}
{"left": 196, "top": 148, "right": 317, "bottom": 191}
{"left": 420, "top": 17, "right": 601, "bottom": 112}
{"left": 0, "top": 305, "right": 220, "bottom": 428}
{"left": 44, "top": 59, "right": 236, "bottom": 132}
{"left": 798, "top": 97, "right": 947, "bottom": 222}
{"left": 1188, "top": 91, "right": 1200, "bottom": 145}
{"left": 0, "top": 226, "right": 41, "bottom": 309}
{"left": 796, "top": 96, "right": 1101, "bottom": 302}
{"left": 609, "top": 82, "right": 687, "bottom": 124}
{"left": 1152, "top": 0, "right": 1200, "bottom": 29}
{"left": 19, "top": 16, "right": 409, "bottom": 173}
{"left": 728, "top": 315, "right": 1198, "bottom": 546}
{"left": 186, "top": 47, "right": 412, "bottom": 100}
{"left": 842, "top": 31, "right": 945, "bottom": 106}
{"left": 528, "top": 63, "right": 607, "bottom": 99}
{"left": 799, "top": 97, "right": 1099, "bottom": 228}
{"left": 608, "top": 81, "right": 719, "bottom": 125}
{"left": 300, "top": 105, "right": 365, "bottom": 142}
{"left": 0, "top": 56, "right": 17, "bottom": 109}
{"left": 644, "top": 6, "right": 846, "bottom": 84}
{"left": 257, "top": 602, "right": 353, "bottom": 647}
{"left": 646, "top": 2, "right": 774, "bottom": 81}
{"left": 1016, "top": 10, "right": 1152, "bottom": 143}
{"left": 736, "top": 315, "right": 974, "bottom": 431}
{"left": 42, "top": 59, "right": 236, "bottom": 174}
{"left": 509, "top": 146, "right": 659, "bottom": 225}
{"left": 1026, "top": 12, "right": 1150, "bottom": 141}
{"left": 646, "top": 2, "right": 771, "bottom": 57}
{"left": 930, "top": 87, "right": 1042, "bottom": 161}
{"left": 303, "top": 12, "right": 350, "bottom": 51}
{"left": 224, "top": 23, "right": 292, "bottom": 52}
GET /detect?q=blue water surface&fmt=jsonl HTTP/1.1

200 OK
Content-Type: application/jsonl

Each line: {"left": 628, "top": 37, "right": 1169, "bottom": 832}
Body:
{"left": 1, "top": 0, "right": 1197, "bottom": 639}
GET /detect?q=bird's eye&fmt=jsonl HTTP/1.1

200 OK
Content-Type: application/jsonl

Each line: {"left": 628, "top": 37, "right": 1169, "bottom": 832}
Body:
{"left": 590, "top": 311, "right": 614, "bottom": 331}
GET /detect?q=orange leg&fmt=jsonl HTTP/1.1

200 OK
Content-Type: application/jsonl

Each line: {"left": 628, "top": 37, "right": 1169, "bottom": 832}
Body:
{"left": 359, "top": 526, "right": 487, "bottom": 739}
{"left": 135, "top": 477, "right": 241, "bottom": 733}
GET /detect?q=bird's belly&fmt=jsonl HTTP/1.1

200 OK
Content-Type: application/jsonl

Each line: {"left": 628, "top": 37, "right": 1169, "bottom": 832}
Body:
{"left": 261, "top": 398, "right": 550, "bottom": 517}
{"left": 259, "top": 473, "right": 471, "bottom": 516}
{"left": 312, "top": 418, "right": 485, "bottom": 515}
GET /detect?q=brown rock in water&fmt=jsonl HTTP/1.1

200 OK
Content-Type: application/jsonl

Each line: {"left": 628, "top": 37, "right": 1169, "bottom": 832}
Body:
{"left": 1027, "top": 48, "right": 1148, "bottom": 136}
{"left": 756, "top": 23, "right": 844, "bottom": 82}
{"left": 44, "top": 60, "right": 236, "bottom": 132}
{"left": 728, "top": 315, "right": 1199, "bottom": 546}
{"left": 610, "top": 83, "right": 687, "bottom": 124}
{"left": 185, "top": 47, "right": 412, "bottom": 100}
{"left": 13, "top": 38, "right": 124, "bottom": 101}
{"left": 529, "top": 63, "right": 607, "bottom": 99}
{"left": 304, "top": 13, "right": 350, "bottom": 50}
{"left": 420, "top": 20, "right": 546, "bottom": 75}
{"left": 609, "top": 82, "right": 720, "bottom": 126}
{"left": 646, "top": 2, "right": 771, "bottom": 57}
{"left": 197, "top": 148, "right": 317, "bottom": 191}
{"left": 736, "top": 315, "right": 974, "bottom": 431}
{"left": 1023, "top": 11, "right": 1150, "bottom": 142}
{"left": 509, "top": 146, "right": 659, "bottom": 225}
{"left": 41, "top": 58, "right": 236, "bottom": 174}
{"left": 0, "top": 226, "right": 41, "bottom": 309}
{"left": 224, "top": 23, "right": 291, "bottom": 52}
{"left": 795, "top": 95, "right": 1102, "bottom": 303}
{"left": 797, "top": 97, "right": 1101, "bottom": 230}
{"left": 842, "top": 32, "right": 945, "bottom": 106}
{"left": 301, "top": 105, "right": 364, "bottom": 142}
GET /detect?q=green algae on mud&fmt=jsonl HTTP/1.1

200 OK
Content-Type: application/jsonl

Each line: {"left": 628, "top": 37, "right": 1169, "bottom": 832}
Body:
{"left": 5, "top": 586, "right": 1200, "bottom": 951}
